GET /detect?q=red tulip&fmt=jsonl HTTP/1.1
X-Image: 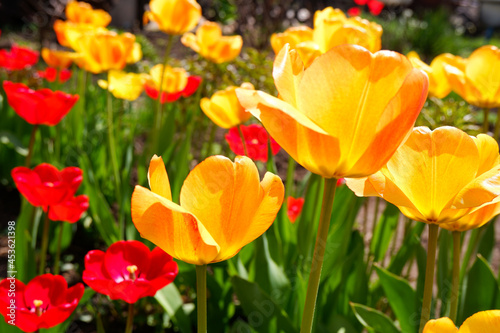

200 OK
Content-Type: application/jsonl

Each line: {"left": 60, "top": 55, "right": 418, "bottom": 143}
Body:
{"left": 368, "top": 0, "right": 384, "bottom": 15}
{"left": 0, "top": 274, "right": 84, "bottom": 332}
{"left": 287, "top": 197, "right": 305, "bottom": 223}
{"left": 37, "top": 68, "right": 72, "bottom": 83}
{"left": 46, "top": 195, "right": 89, "bottom": 223}
{"left": 83, "top": 240, "right": 178, "bottom": 304}
{"left": 354, "top": 0, "right": 369, "bottom": 4}
{"left": 11, "top": 164, "right": 83, "bottom": 207}
{"left": 347, "top": 7, "right": 361, "bottom": 16}
{"left": 0, "top": 45, "right": 39, "bottom": 71}
{"left": 225, "top": 124, "right": 281, "bottom": 162}
{"left": 145, "top": 75, "right": 202, "bottom": 104}
{"left": 3, "top": 81, "right": 78, "bottom": 126}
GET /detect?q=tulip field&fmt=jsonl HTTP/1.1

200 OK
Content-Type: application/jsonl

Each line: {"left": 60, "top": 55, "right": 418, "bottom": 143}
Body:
{"left": 3, "top": 0, "right": 500, "bottom": 332}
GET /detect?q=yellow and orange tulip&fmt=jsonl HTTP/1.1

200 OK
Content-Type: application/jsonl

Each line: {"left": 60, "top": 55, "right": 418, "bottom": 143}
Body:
{"left": 347, "top": 127, "right": 500, "bottom": 225}
{"left": 144, "top": 0, "right": 201, "bottom": 35}
{"left": 147, "top": 64, "right": 188, "bottom": 93}
{"left": 236, "top": 44, "right": 428, "bottom": 179}
{"left": 41, "top": 48, "right": 76, "bottom": 69}
{"left": 53, "top": 20, "right": 101, "bottom": 50}
{"left": 444, "top": 45, "right": 500, "bottom": 108}
{"left": 126, "top": 42, "right": 143, "bottom": 64}
{"left": 200, "top": 82, "right": 254, "bottom": 128}
{"left": 270, "top": 26, "right": 320, "bottom": 67}
{"left": 97, "top": 70, "right": 150, "bottom": 101}
{"left": 73, "top": 30, "right": 136, "bottom": 73}
{"left": 181, "top": 21, "right": 243, "bottom": 63}
{"left": 131, "top": 155, "right": 284, "bottom": 265}
{"left": 423, "top": 310, "right": 500, "bottom": 332}
{"left": 65, "top": 1, "right": 111, "bottom": 27}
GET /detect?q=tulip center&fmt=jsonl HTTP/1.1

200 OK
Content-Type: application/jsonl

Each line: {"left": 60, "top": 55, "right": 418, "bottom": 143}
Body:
{"left": 127, "top": 265, "right": 138, "bottom": 281}
{"left": 33, "top": 300, "right": 43, "bottom": 316}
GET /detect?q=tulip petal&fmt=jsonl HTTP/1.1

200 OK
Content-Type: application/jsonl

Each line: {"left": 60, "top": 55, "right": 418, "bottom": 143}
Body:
{"left": 459, "top": 310, "right": 500, "bottom": 332}
{"left": 453, "top": 164, "right": 500, "bottom": 209}
{"left": 473, "top": 134, "right": 500, "bottom": 176}
{"left": 148, "top": 155, "right": 172, "bottom": 200}
{"left": 131, "top": 185, "right": 219, "bottom": 265}
{"left": 103, "top": 241, "right": 151, "bottom": 282}
{"left": 466, "top": 46, "right": 500, "bottom": 108}
{"left": 273, "top": 44, "right": 304, "bottom": 107}
{"left": 423, "top": 317, "right": 458, "bottom": 333}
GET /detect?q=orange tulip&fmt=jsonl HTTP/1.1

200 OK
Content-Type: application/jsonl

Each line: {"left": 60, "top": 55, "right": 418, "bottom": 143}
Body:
{"left": 444, "top": 45, "right": 500, "bottom": 108}
{"left": 200, "top": 82, "right": 254, "bottom": 128}
{"left": 423, "top": 310, "right": 500, "bottom": 332}
{"left": 53, "top": 20, "right": 100, "bottom": 50}
{"left": 41, "top": 48, "right": 76, "bottom": 69}
{"left": 73, "top": 30, "right": 136, "bottom": 73}
{"left": 346, "top": 127, "right": 500, "bottom": 225}
{"left": 407, "top": 51, "right": 462, "bottom": 99}
{"left": 147, "top": 64, "right": 188, "bottom": 94}
{"left": 144, "top": 0, "right": 201, "bottom": 35}
{"left": 181, "top": 21, "right": 243, "bottom": 63}
{"left": 131, "top": 155, "right": 284, "bottom": 265}
{"left": 126, "top": 42, "right": 143, "bottom": 64}
{"left": 65, "top": 1, "right": 111, "bottom": 27}
{"left": 236, "top": 44, "right": 428, "bottom": 179}
{"left": 270, "top": 27, "right": 321, "bottom": 68}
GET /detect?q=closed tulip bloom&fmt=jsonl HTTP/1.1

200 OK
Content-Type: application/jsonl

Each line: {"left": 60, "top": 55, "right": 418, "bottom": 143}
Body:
{"left": 145, "top": 75, "right": 201, "bottom": 103}
{"left": 444, "top": 45, "right": 500, "bottom": 108}
{"left": 0, "top": 274, "right": 84, "bottom": 333}
{"left": 53, "top": 20, "right": 102, "bottom": 50}
{"left": 147, "top": 64, "right": 188, "bottom": 93}
{"left": 41, "top": 48, "right": 76, "bottom": 69}
{"left": 3, "top": 81, "right": 79, "bottom": 126}
{"left": 83, "top": 240, "right": 178, "bottom": 304}
{"left": 237, "top": 44, "right": 428, "bottom": 179}
{"left": 65, "top": 1, "right": 111, "bottom": 27}
{"left": 47, "top": 195, "right": 89, "bottom": 223}
{"left": 181, "top": 21, "right": 243, "bottom": 63}
{"left": 423, "top": 310, "right": 500, "bottom": 332}
{"left": 12, "top": 164, "right": 83, "bottom": 207}
{"left": 131, "top": 155, "right": 284, "bottom": 265}
{"left": 200, "top": 82, "right": 254, "bottom": 128}
{"left": 347, "top": 127, "right": 500, "bottom": 225}
{"left": 144, "top": 0, "right": 201, "bottom": 35}
{"left": 98, "top": 70, "right": 150, "bottom": 101}
{"left": 74, "top": 30, "right": 136, "bottom": 74}
{"left": 0, "top": 45, "right": 39, "bottom": 71}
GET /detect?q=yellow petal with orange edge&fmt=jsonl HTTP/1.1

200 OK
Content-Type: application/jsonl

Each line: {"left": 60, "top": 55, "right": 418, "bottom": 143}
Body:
{"left": 131, "top": 186, "right": 219, "bottom": 265}
{"left": 296, "top": 45, "right": 427, "bottom": 177}
{"left": 206, "top": 35, "right": 242, "bottom": 63}
{"left": 126, "top": 42, "right": 143, "bottom": 64}
{"left": 148, "top": 155, "right": 172, "bottom": 200}
{"left": 423, "top": 317, "right": 458, "bottom": 333}
{"left": 270, "top": 26, "right": 314, "bottom": 54}
{"left": 295, "top": 41, "right": 321, "bottom": 68}
{"left": 236, "top": 89, "right": 341, "bottom": 178}
{"left": 465, "top": 45, "right": 500, "bottom": 108}
{"left": 197, "top": 21, "right": 222, "bottom": 46}
{"left": 148, "top": 0, "right": 201, "bottom": 35}
{"left": 459, "top": 310, "right": 500, "bottom": 332}
{"left": 429, "top": 53, "right": 458, "bottom": 98}
{"left": 180, "top": 156, "right": 284, "bottom": 262}
{"left": 272, "top": 45, "right": 304, "bottom": 107}
{"left": 383, "top": 127, "right": 479, "bottom": 222}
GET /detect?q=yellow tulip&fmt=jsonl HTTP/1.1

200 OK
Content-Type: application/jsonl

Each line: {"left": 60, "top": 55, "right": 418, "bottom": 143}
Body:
{"left": 444, "top": 45, "right": 500, "bottom": 108}
{"left": 41, "top": 48, "right": 76, "bottom": 69}
{"left": 200, "top": 82, "right": 254, "bottom": 129}
{"left": 346, "top": 127, "right": 500, "bottom": 225}
{"left": 126, "top": 42, "right": 143, "bottom": 64}
{"left": 73, "top": 30, "right": 136, "bottom": 73}
{"left": 181, "top": 21, "right": 243, "bottom": 64}
{"left": 53, "top": 20, "right": 101, "bottom": 50}
{"left": 144, "top": 0, "right": 201, "bottom": 35}
{"left": 147, "top": 64, "right": 188, "bottom": 93}
{"left": 97, "top": 70, "right": 150, "bottom": 101}
{"left": 423, "top": 310, "right": 500, "bottom": 332}
{"left": 270, "top": 27, "right": 321, "bottom": 67}
{"left": 65, "top": 1, "right": 111, "bottom": 27}
{"left": 407, "top": 51, "right": 460, "bottom": 99}
{"left": 131, "top": 155, "right": 284, "bottom": 265}
{"left": 236, "top": 44, "right": 428, "bottom": 179}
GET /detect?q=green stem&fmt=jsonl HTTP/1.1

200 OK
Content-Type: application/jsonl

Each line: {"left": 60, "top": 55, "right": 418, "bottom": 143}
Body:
{"left": 25, "top": 125, "right": 39, "bottom": 167}
{"left": 237, "top": 125, "right": 248, "bottom": 157}
{"left": 285, "top": 156, "right": 296, "bottom": 198}
{"left": 39, "top": 208, "right": 51, "bottom": 275}
{"left": 419, "top": 224, "right": 439, "bottom": 333}
{"left": 53, "top": 222, "right": 64, "bottom": 275}
{"left": 300, "top": 178, "right": 338, "bottom": 333}
{"left": 124, "top": 302, "right": 134, "bottom": 333}
{"left": 483, "top": 108, "right": 490, "bottom": 133}
{"left": 196, "top": 264, "right": 207, "bottom": 333}
{"left": 449, "top": 231, "right": 461, "bottom": 323}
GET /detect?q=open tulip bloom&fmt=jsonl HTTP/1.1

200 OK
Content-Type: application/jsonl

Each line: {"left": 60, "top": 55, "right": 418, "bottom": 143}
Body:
{"left": 236, "top": 43, "right": 428, "bottom": 332}
{"left": 0, "top": 45, "right": 39, "bottom": 71}
{"left": 144, "top": 0, "right": 201, "bottom": 35}
{"left": 132, "top": 154, "right": 284, "bottom": 331}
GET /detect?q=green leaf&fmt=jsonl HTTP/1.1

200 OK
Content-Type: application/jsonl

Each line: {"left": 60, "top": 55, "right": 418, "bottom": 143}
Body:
{"left": 375, "top": 265, "right": 419, "bottom": 333}
{"left": 155, "top": 284, "right": 192, "bottom": 333}
{"left": 351, "top": 303, "right": 401, "bottom": 333}
{"left": 477, "top": 221, "right": 495, "bottom": 261}
{"left": 0, "top": 130, "right": 27, "bottom": 156}
{"left": 254, "top": 234, "right": 290, "bottom": 296}
{"left": 370, "top": 203, "right": 400, "bottom": 262}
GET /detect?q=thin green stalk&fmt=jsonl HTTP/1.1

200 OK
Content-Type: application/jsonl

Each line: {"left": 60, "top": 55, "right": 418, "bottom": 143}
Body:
{"left": 124, "top": 303, "right": 135, "bottom": 333}
{"left": 419, "top": 224, "right": 439, "bottom": 333}
{"left": 285, "top": 156, "right": 296, "bottom": 198}
{"left": 25, "top": 125, "right": 39, "bottom": 167}
{"left": 39, "top": 208, "right": 51, "bottom": 275}
{"left": 300, "top": 178, "right": 338, "bottom": 333}
{"left": 53, "top": 222, "right": 64, "bottom": 275}
{"left": 483, "top": 108, "right": 490, "bottom": 133}
{"left": 107, "top": 84, "right": 123, "bottom": 237}
{"left": 196, "top": 264, "right": 207, "bottom": 333}
{"left": 449, "top": 231, "right": 461, "bottom": 323}
{"left": 237, "top": 125, "right": 248, "bottom": 157}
